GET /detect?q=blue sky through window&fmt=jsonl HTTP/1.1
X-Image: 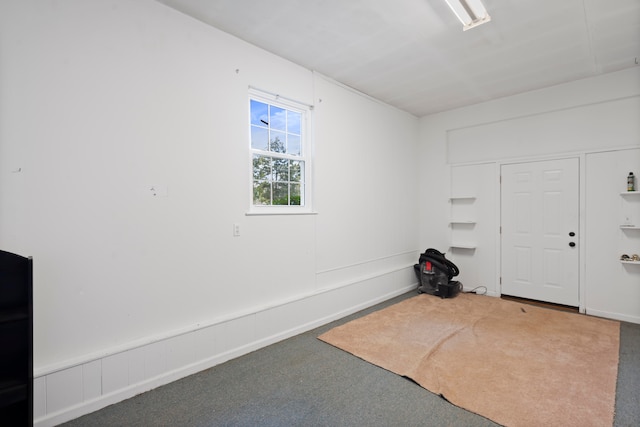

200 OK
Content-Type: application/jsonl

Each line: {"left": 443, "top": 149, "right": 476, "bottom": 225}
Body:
{"left": 250, "top": 99, "right": 302, "bottom": 155}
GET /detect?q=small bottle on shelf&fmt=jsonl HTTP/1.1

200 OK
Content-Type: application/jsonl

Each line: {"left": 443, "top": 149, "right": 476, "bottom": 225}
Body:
{"left": 628, "top": 172, "right": 635, "bottom": 192}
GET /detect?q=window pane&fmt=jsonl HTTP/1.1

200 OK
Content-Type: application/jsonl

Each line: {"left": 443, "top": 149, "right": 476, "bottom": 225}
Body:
{"left": 287, "top": 134, "right": 301, "bottom": 156}
{"left": 270, "top": 131, "right": 286, "bottom": 153}
{"left": 250, "top": 100, "right": 269, "bottom": 126}
{"left": 253, "top": 181, "right": 271, "bottom": 205}
{"left": 290, "top": 183, "right": 301, "bottom": 205}
{"left": 253, "top": 155, "right": 271, "bottom": 180}
{"left": 272, "top": 158, "right": 289, "bottom": 182}
{"left": 290, "top": 160, "right": 302, "bottom": 182}
{"left": 273, "top": 183, "right": 288, "bottom": 205}
{"left": 270, "top": 106, "right": 286, "bottom": 131}
{"left": 251, "top": 126, "right": 269, "bottom": 151}
{"left": 287, "top": 110, "right": 301, "bottom": 134}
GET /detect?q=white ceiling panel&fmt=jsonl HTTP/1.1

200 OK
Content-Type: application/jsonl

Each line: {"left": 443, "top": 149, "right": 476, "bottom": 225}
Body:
{"left": 156, "top": 0, "right": 640, "bottom": 116}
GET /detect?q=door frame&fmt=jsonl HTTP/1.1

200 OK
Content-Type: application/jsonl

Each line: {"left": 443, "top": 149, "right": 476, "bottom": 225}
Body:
{"left": 496, "top": 154, "right": 586, "bottom": 314}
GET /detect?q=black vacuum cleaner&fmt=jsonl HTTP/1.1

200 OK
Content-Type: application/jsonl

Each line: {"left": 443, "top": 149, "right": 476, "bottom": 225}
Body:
{"left": 414, "top": 248, "right": 462, "bottom": 298}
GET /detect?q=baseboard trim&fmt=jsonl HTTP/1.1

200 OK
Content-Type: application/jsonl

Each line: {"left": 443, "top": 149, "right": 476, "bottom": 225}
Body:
{"left": 585, "top": 308, "right": 640, "bottom": 324}
{"left": 34, "top": 269, "right": 417, "bottom": 427}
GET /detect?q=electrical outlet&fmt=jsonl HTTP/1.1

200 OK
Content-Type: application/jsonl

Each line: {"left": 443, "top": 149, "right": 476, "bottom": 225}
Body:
{"left": 233, "top": 223, "right": 240, "bottom": 236}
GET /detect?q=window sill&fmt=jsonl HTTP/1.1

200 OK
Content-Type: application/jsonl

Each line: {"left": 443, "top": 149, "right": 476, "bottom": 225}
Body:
{"left": 245, "top": 211, "right": 318, "bottom": 216}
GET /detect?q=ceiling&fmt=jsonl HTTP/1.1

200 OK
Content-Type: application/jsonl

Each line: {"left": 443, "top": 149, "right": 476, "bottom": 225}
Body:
{"left": 156, "top": 0, "right": 640, "bottom": 117}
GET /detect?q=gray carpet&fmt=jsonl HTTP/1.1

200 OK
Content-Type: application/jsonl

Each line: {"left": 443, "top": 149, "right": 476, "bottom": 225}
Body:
{"left": 61, "top": 292, "right": 640, "bottom": 427}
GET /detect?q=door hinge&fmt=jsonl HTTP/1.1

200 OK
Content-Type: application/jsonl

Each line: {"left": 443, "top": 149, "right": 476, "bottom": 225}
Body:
{"left": 499, "top": 276, "right": 502, "bottom": 284}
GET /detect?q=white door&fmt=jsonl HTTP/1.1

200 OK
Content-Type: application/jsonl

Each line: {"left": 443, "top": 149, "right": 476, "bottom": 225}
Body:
{"left": 501, "top": 158, "right": 579, "bottom": 306}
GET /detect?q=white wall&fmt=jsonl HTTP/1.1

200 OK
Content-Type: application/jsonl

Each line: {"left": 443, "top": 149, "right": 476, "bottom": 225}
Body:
{"left": 585, "top": 149, "right": 640, "bottom": 323}
{"left": 419, "top": 67, "right": 640, "bottom": 313}
{"left": 314, "top": 76, "right": 420, "bottom": 285}
{"left": 0, "top": 1, "right": 419, "bottom": 424}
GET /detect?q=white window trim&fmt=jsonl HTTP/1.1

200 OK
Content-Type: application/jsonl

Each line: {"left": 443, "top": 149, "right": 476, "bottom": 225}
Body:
{"left": 247, "top": 87, "right": 315, "bottom": 215}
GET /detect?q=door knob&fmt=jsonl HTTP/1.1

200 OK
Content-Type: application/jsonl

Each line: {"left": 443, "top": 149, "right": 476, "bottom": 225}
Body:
{"left": 569, "top": 232, "right": 575, "bottom": 237}
{"left": 569, "top": 242, "right": 576, "bottom": 247}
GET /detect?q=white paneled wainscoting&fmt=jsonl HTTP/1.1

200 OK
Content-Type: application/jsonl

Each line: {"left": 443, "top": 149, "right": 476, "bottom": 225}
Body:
{"left": 33, "top": 260, "right": 418, "bottom": 426}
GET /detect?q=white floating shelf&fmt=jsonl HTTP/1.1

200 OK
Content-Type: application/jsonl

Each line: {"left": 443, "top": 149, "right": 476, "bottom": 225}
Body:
{"left": 449, "top": 196, "right": 476, "bottom": 201}
{"left": 450, "top": 243, "right": 477, "bottom": 249}
{"left": 620, "top": 260, "right": 640, "bottom": 265}
{"left": 620, "top": 225, "right": 640, "bottom": 229}
{"left": 449, "top": 220, "right": 476, "bottom": 225}
{"left": 620, "top": 191, "right": 640, "bottom": 196}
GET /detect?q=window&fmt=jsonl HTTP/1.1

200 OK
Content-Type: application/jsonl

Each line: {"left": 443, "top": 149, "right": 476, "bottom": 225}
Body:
{"left": 249, "top": 89, "right": 312, "bottom": 213}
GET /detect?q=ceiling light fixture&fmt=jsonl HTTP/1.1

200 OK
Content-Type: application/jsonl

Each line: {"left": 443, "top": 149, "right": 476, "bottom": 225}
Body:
{"left": 444, "top": 0, "right": 491, "bottom": 31}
